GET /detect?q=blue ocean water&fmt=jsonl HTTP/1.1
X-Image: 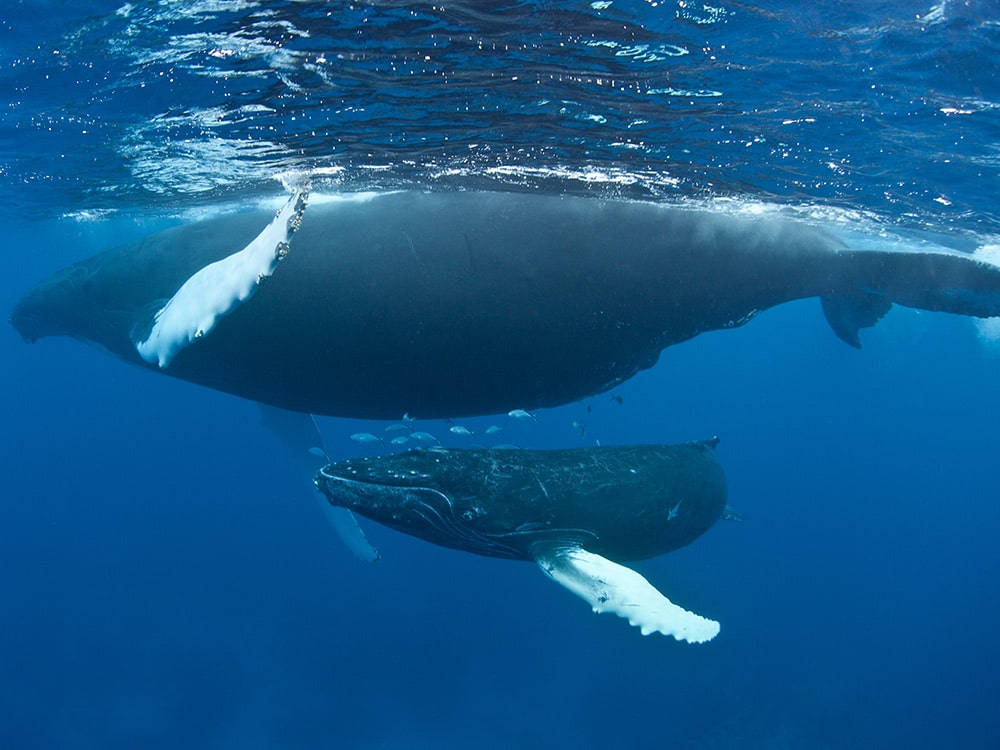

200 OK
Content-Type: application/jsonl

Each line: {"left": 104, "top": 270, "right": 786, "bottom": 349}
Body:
{"left": 2, "top": 1, "right": 999, "bottom": 748}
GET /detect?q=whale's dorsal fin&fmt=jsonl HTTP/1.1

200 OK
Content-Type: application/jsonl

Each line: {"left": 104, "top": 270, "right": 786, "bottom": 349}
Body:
{"left": 134, "top": 189, "right": 309, "bottom": 368}
{"left": 532, "top": 542, "right": 720, "bottom": 643}
{"left": 821, "top": 291, "right": 893, "bottom": 349}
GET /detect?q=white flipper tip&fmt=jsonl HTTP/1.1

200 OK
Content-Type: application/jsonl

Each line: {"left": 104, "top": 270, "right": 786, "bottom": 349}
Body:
{"left": 535, "top": 545, "right": 720, "bottom": 644}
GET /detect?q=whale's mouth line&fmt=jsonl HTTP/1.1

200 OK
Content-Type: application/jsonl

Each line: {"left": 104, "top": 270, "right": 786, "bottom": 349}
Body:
{"left": 317, "top": 470, "right": 525, "bottom": 559}
{"left": 317, "top": 467, "right": 435, "bottom": 490}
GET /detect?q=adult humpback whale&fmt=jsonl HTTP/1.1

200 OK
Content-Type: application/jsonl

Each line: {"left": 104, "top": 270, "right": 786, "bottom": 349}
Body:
{"left": 315, "top": 440, "right": 728, "bottom": 642}
{"left": 12, "top": 190, "right": 1000, "bottom": 418}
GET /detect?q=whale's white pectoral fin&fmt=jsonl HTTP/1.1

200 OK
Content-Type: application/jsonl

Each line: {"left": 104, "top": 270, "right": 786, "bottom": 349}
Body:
{"left": 258, "top": 404, "right": 380, "bottom": 563}
{"left": 134, "top": 189, "right": 310, "bottom": 368}
{"left": 533, "top": 544, "right": 720, "bottom": 643}
{"left": 319, "top": 502, "right": 381, "bottom": 563}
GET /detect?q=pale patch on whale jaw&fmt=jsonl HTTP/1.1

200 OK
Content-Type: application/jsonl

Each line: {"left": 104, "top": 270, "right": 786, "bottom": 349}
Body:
{"left": 133, "top": 188, "right": 310, "bottom": 368}
{"left": 533, "top": 542, "right": 720, "bottom": 644}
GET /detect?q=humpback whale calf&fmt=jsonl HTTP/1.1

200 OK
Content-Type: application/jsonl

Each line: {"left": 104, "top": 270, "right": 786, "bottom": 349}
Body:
{"left": 11, "top": 190, "right": 1000, "bottom": 418}
{"left": 316, "top": 440, "right": 729, "bottom": 642}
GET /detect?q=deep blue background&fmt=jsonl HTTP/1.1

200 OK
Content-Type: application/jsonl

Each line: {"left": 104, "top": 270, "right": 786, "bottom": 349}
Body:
{"left": 3, "top": 1, "right": 1000, "bottom": 748}
{"left": 4, "top": 216, "right": 999, "bottom": 748}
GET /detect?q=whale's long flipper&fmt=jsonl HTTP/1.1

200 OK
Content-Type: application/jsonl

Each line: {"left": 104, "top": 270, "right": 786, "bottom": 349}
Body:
{"left": 259, "top": 404, "right": 380, "bottom": 563}
{"left": 318, "top": 504, "right": 382, "bottom": 563}
{"left": 134, "top": 189, "right": 309, "bottom": 367}
{"left": 823, "top": 248, "right": 1000, "bottom": 348}
{"left": 533, "top": 543, "right": 720, "bottom": 643}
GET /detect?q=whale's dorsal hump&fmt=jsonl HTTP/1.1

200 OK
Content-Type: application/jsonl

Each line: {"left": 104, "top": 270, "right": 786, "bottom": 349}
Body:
{"left": 532, "top": 542, "right": 720, "bottom": 643}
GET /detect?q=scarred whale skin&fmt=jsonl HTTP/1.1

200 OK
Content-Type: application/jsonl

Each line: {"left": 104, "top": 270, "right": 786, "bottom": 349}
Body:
{"left": 12, "top": 191, "right": 1000, "bottom": 418}
{"left": 316, "top": 440, "right": 727, "bottom": 563}
{"left": 316, "top": 440, "right": 729, "bottom": 641}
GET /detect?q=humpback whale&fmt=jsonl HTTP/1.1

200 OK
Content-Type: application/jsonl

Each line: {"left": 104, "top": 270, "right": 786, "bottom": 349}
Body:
{"left": 315, "top": 440, "right": 728, "bottom": 642}
{"left": 11, "top": 190, "right": 1000, "bottom": 418}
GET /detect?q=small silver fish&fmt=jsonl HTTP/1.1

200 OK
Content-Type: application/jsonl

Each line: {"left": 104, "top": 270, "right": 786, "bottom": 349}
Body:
{"left": 667, "top": 500, "right": 683, "bottom": 521}
{"left": 507, "top": 409, "right": 537, "bottom": 422}
{"left": 390, "top": 436, "right": 410, "bottom": 445}
{"left": 384, "top": 423, "right": 413, "bottom": 433}
{"left": 449, "top": 425, "right": 475, "bottom": 437}
{"left": 350, "top": 432, "right": 384, "bottom": 446}
{"left": 572, "top": 420, "right": 586, "bottom": 437}
{"left": 410, "top": 431, "right": 441, "bottom": 444}
{"left": 485, "top": 424, "right": 504, "bottom": 436}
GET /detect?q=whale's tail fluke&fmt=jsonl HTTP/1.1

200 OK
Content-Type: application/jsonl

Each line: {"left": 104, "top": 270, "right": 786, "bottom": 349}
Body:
{"left": 821, "top": 248, "right": 1000, "bottom": 348}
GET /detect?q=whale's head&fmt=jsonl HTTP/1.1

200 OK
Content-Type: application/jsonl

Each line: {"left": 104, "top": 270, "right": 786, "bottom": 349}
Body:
{"left": 11, "top": 263, "right": 96, "bottom": 345}
{"left": 11, "top": 255, "right": 155, "bottom": 363}
{"left": 316, "top": 448, "right": 526, "bottom": 559}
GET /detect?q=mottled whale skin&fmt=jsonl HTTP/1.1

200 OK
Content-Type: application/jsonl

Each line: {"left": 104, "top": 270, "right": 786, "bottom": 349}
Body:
{"left": 317, "top": 441, "right": 727, "bottom": 561}
{"left": 316, "top": 440, "right": 728, "bottom": 641}
{"left": 12, "top": 191, "right": 1000, "bottom": 418}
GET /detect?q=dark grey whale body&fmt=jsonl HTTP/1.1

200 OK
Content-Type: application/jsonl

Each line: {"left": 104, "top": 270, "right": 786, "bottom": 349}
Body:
{"left": 317, "top": 440, "right": 728, "bottom": 641}
{"left": 12, "top": 191, "right": 1000, "bottom": 418}
{"left": 317, "top": 440, "right": 727, "bottom": 562}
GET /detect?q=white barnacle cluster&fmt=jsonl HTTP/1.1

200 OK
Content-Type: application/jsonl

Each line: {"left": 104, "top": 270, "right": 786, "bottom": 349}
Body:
{"left": 286, "top": 202, "right": 305, "bottom": 232}
{"left": 135, "top": 188, "right": 310, "bottom": 368}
